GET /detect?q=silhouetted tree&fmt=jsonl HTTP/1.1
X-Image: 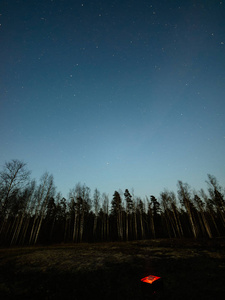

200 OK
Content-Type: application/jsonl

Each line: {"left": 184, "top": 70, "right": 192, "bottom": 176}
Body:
{"left": 54, "top": 195, "right": 67, "bottom": 242}
{"left": 69, "top": 183, "right": 91, "bottom": 242}
{"left": 111, "top": 191, "right": 123, "bottom": 240}
{"left": 160, "top": 190, "right": 183, "bottom": 238}
{"left": 136, "top": 198, "right": 145, "bottom": 239}
{"left": 160, "top": 191, "right": 175, "bottom": 238}
{"left": 200, "top": 188, "right": 220, "bottom": 236}
{"left": 45, "top": 196, "right": 57, "bottom": 242}
{"left": 1, "top": 159, "right": 225, "bottom": 245}
{"left": 177, "top": 181, "right": 198, "bottom": 238}
{"left": 193, "top": 194, "right": 212, "bottom": 238}
{"left": 207, "top": 174, "right": 225, "bottom": 229}
{"left": 124, "top": 189, "right": 133, "bottom": 240}
{"left": 101, "top": 193, "right": 109, "bottom": 241}
{"left": 0, "top": 160, "right": 31, "bottom": 239}
{"left": 93, "top": 188, "right": 100, "bottom": 240}
{"left": 10, "top": 181, "right": 36, "bottom": 245}
{"left": 0, "top": 160, "right": 31, "bottom": 214}
{"left": 29, "top": 173, "right": 55, "bottom": 245}
{"left": 145, "top": 196, "right": 155, "bottom": 238}
{"left": 150, "top": 195, "right": 161, "bottom": 237}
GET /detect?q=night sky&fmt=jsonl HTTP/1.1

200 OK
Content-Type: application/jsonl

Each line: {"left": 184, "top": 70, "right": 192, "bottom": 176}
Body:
{"left": 1, "top": 0, "right": 225, "bottom": 199}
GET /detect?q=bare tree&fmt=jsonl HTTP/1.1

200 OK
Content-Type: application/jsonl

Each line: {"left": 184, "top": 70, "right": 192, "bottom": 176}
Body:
{"left": 160, "top": 191, "right": 175, "bottom": 238}
{"left": 146, "top": 196, "right": 155, "bottom": 239}
{"left": 200, "top": 188, "right": 220, "bottom": 236}
{"left": 10, "top": 180, "right": 36, "bottom": 245}
{"left": 101, "top": 193, "right": 109, "bottom": 241}
{"left": 193, "top": 193, "right": 212, "bottom": 238}
{"left": 137, "top": 198, "right": 145, "bottom": 239}
{"left": 169, "top": 191, "right": 184, "bottom": 237}
{"left": 68, "top": 192, "right": 77, "bottom": 242}
{"left": 29, "top": 172, "right": 55, "bottom": 245}
{"left": 160, "top": 190, "right": 183, "bottom": 238}
{"left": 0, "top": 159, "right": 31, "bottom": 216}
{"left": 0, "top": 160, "right": 31, "bottom": 241}
{"left": 177, "top": 181, "right": 198, "bottom": 238}
{"left": 93, "top": 188, "right": 100, "bottom": 239}
{"left": 69, "top": 183, "right": 91, "bottom": 242}
{"left": 207, "top": 174, "right": 225, "bottom": 227}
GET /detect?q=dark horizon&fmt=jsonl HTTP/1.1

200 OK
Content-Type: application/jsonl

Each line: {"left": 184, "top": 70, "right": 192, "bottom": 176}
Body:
{"left": 0, "top": 159, "right": 224, "bottom": 246}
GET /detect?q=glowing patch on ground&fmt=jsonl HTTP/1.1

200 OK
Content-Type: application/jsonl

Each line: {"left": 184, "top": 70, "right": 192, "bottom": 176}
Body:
{"left": 141, "top": 275, "right": 161, "bottom": 284}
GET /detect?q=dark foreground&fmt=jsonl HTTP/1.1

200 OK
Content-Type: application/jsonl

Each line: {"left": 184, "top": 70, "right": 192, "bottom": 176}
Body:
{"left": 0, "top": 238, "right": 225, "bottom": 300}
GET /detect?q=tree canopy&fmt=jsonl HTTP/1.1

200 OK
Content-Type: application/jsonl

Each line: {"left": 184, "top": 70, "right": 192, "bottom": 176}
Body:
{"left": 0, "top": 160, "right": 225, "bottom": 246}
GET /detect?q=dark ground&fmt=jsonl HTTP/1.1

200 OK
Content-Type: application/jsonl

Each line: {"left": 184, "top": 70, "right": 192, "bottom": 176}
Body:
{"left": 0, "top": 238, "right": 225, "bottom": 300}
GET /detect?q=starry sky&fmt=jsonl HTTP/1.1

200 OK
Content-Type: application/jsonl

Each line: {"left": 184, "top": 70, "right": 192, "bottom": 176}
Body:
{"left": 1, "top": 0, "right": 225, "bottom": 200}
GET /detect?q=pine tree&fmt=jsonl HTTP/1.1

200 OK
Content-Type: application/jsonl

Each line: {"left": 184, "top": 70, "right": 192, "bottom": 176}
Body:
{"left": 111, "top": 191, "right": 123, "bottom": 240}
{"left": 124, "top": 189, "right": 133, "bottom": 240}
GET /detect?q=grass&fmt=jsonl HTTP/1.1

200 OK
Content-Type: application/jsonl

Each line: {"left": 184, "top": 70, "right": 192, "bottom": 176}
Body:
{"left": 0, "top": 238, "right": 225, "bottom": 299}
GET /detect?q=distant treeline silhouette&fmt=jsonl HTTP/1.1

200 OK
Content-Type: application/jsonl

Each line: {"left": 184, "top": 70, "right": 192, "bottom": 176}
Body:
{"left": 0, "top": 159, "right": 225, "bottom": 246}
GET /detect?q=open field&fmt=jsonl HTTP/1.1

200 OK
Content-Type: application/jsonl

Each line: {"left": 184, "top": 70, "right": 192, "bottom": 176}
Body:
{"left": 1, "top": 238, "right": 225, "bottom": 299}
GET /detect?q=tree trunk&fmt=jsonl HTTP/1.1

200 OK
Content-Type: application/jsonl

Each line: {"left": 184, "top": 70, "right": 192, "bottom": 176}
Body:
{"left": 125, "top": 213, "right": 129, "bottom": 241}
{"left": 133, "top": 213, "right": 138, "bottom": 240}
{"left": 171, "top": 204, "right": 183, "bottom": 237}
{"left": 34, "top": 215, "right": 44, "bottom": 245}
{"left": 139, "top": 212, "right": 145, "bottom": 239}
{"left": 11, "top": 214, "right": 25, "bottom": 245}
{"left": 93, "top": 216, "right": 97, "bottom": 240}
{"left": 73, "top": 212, "right": 78, "bottom": 242}
{"left": 20, "top": 215, "right": 30, "bottom": 245}
{"left": 79, "top": 212, "right": 84, "bottom": 242}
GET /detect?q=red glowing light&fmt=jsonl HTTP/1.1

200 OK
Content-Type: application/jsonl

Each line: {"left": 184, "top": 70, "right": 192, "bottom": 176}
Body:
{"left": 141, "top": 275, "right": 161, "bottom": 284}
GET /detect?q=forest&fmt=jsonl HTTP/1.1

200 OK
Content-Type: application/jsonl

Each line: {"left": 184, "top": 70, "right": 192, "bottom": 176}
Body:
{"left": 0, "top": 159, "right": 225, "bottom": 246}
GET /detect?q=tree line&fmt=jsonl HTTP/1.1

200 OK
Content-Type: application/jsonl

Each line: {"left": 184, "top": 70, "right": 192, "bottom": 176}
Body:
{"left": 0, "top": 159, "right": 225, "bottom": 246}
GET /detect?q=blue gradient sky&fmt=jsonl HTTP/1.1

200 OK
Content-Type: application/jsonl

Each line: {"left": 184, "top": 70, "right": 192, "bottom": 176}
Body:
{"left": 1, "top": 0, "right": 225, "bottom": 199}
